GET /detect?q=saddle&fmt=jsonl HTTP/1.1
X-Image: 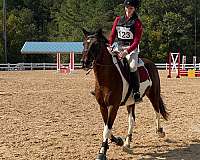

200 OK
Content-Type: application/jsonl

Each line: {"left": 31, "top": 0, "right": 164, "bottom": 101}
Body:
{"left": 108, "top": 46, "right": 149, "bottom": 83}
{"left": 115, "top": 55, "right": 149, "bottom": 84}
{"left": 137, "top": 58, "right": 150, "bottom": 82}
{"left": 109, "top": 49, "right": 150, "bottom": 105}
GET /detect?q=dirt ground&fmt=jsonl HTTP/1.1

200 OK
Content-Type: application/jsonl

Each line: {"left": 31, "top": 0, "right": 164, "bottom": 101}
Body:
{"left": 0, "top": 70, "right": 200, "bottom": 160}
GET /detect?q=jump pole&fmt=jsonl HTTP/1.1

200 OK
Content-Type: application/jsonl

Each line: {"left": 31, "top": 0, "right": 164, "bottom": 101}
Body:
{"left": 176, "top": 49, "right": 181, "bottom": 78}
{"left": 193, "top": 56, "right": 197, "bottom": 70}
{"left": 167, "top": 51, "right": 172, "bottom": 78}
{"left": 57, "top": 52, "right": 75, "bottom": 74}
{"left": 167, "top": 50, "right": 180, "bottom": 78}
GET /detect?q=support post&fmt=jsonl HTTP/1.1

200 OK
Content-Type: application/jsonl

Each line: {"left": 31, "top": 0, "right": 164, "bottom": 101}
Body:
{"left": 193, "top": 56, "right": 197, "bottom": 70}
{"left": 176, "top": 49, "right": 180, "bottom": 78}
{"left": 182, "top": 55, "right": 186, "bottom": 70}
{"left": 57, "top": 53, "right": 61, "bottom": 71}
{"left": 167, "top": 52, "right": 172, "bottom": 78}
{"left": 69, "top": 52, "right": 74, "bottom": 71}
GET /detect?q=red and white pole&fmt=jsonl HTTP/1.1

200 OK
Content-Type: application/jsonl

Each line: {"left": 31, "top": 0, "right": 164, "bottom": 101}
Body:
{"left": 69, "top": 52, "right": 74, "bottom": 71}
{"left": 167, "top": 52, "right": 172, "bottom": 78}
{"left": 57, "top": 53, "right": 61, "bottom": 71}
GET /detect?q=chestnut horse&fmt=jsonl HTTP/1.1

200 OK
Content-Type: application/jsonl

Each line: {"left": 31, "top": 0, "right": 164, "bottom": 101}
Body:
{"left": 81, "top": 28, "right": 169, "bottom": 160}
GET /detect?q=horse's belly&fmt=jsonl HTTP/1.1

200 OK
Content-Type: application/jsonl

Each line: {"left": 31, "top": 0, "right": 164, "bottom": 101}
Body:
{"left": 124, "top": 78, "right": 152, "bottom": 105}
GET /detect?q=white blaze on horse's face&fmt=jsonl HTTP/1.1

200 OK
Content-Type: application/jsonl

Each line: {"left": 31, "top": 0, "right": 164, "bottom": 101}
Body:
{"left": 85, "top": 37, "right": 97, "bottom": 53}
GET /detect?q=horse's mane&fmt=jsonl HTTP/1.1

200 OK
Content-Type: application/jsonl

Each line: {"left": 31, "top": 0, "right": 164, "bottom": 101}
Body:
{"left": 90, "top": 29, "right": 109, "bottom": 45}
{"left": 100, "top": 34, "right": 109, "bottom": 45}
{"left": 83, "top": 28, "right": 109, "bottom": 45}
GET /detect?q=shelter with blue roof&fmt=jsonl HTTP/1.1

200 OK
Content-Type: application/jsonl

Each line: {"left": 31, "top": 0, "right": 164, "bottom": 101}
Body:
{"left": 21, "top": 42, "right": 83, "bottom": 54}
{"left": 21, "top": 42, "right": 83, "bottom": 71}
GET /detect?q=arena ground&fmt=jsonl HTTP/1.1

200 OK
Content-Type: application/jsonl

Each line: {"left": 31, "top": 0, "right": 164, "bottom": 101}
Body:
{"left": 0, "top": 70, "right": 200, "bottom": 160}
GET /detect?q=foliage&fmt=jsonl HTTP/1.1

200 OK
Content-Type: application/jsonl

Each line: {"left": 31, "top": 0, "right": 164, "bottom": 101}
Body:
{"left": 0, "top": 0, "right": 199, "bottom": 63}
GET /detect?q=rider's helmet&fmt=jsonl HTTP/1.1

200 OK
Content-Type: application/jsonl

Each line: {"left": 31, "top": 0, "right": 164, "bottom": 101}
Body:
{"left": 124, "top": 0, "right": 139, "bottom": 8}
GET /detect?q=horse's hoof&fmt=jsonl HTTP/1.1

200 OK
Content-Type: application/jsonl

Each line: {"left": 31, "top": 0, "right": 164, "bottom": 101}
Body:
{"left": 96, "top": 153, "right": 107, "bottom": 160}
{"left": 115, "top": 137, "right": 124, "bottom": 146}
{"left": 123, "top": 145, "right": 133, "bottom": 154}
{"left": 158, "top": 131, "right": 166, "bottom": 138}
{"left": 157, "top": 128, "right": 165, "bottom": 138}
{"left": 110, "top": 136, "right": 124, "bottom": 146}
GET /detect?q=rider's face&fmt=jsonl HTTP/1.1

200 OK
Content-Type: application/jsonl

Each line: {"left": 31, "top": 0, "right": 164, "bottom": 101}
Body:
{"left": 125, "top": 5, "right": 135, "bottom": 18}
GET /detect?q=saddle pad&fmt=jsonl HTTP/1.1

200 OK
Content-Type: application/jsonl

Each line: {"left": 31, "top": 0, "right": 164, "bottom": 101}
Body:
{"left": 138, "top": 66, "right": 149, "bottom": 82}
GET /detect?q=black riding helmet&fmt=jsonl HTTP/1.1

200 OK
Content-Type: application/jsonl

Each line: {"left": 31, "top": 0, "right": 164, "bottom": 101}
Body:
{"left": 124, "top": 0, "right": 139, "bottom": 8}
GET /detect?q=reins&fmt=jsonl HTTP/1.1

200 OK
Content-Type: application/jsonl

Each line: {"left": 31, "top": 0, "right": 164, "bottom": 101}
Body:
{"left": 84, "top": 35, "right": 121, "bottom": 75}
{"left": 94, "top": 61, "right": 118, "bottom": 67}
{"left": 93, "top": 42, "right": 119, "bottom": 67}
{"left": 85, "top": 60, "right": 118, "bottom": 75}
{"left": 86, "top": 68, "right": 93, "bottom": 75}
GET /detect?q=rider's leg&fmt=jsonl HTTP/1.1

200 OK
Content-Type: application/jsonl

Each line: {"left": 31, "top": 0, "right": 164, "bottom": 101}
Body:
{"left": 126, "top": 51, "right": 142, "bottom": 102}
{"left": 130, "top": 71, "right": 141, "bottom": 102}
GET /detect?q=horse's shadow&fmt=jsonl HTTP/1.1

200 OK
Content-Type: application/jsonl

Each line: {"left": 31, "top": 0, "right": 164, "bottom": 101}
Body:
{"left": 136, "top": 139, "right": 200, "bottom": 160}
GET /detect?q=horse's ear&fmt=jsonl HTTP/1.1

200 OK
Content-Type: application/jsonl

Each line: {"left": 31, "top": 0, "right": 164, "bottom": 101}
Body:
{"left": 96, "top": 28, "right": 103, "bottom": 36}
{"left": 82, "top": 28, "right": 89, "bottom": 36}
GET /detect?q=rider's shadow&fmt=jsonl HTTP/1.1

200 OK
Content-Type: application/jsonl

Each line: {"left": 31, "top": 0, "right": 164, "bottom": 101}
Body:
{"left": 137, "top": 141, "right": 200, "bottom": 160}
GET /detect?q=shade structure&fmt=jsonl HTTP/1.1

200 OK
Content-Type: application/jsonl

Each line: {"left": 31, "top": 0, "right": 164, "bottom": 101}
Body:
{"left": 21, "top": 42, "right": 83, "bottom": 54}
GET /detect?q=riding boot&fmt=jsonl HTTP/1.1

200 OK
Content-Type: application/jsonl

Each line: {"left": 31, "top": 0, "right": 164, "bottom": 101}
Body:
{"left": 130, "top": 71, "right": 142, "bottom": 102}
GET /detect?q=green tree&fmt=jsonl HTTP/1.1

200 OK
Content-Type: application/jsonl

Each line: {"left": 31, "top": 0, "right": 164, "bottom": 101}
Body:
{"left": 0, "top": 0, "right": 199, "bottom": 63}
{"left": 140, "top": 0, "right": 197, "bottom": 62}
{"left": 6, "top": 8, "right": 36, "bottom": 63}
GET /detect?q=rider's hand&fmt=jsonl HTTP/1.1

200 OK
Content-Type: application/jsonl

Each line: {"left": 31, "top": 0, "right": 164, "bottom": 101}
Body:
{"left": 118, "top": 50, "right": 128, "bottom": 59}
{"left": 107, "top": 44, "right": 113, "bottom": 53}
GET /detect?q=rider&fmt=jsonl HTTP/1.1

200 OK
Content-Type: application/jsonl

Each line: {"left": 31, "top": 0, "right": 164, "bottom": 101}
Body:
{"left": 109, "top": 0, "right": 143, "bottom": 102}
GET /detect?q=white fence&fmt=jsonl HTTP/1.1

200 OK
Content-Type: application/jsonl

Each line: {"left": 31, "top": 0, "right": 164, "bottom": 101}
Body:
{"left": 0, "top": 63, "right": 199, "bottom": 71}
{"left": 0, "top": 63, "right": 81, "bottom": 71}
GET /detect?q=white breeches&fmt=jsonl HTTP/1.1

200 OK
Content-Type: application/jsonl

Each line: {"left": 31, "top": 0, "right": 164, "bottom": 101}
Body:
{"left": 125, "top": 50, "right": 139, "bottom": 72}
{"left": 113, "top": 44, "right": 139, "bottom": 72}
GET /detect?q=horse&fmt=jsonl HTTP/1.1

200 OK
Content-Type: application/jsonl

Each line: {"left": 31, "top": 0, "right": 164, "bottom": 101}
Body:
{"left": 81, "top": 28, "right": 169, "bottom": 160}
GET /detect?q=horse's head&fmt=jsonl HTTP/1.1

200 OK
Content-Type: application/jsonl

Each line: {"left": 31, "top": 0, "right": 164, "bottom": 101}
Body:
{"left": 81, "top": 28, "right": 108, "bottom": 69}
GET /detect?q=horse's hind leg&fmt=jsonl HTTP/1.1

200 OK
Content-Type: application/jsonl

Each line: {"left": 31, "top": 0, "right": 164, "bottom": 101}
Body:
{"left": 147, "top": 93, "right": 166, "bottom": 138}
{"left": 155, "top": 111, "right": 165, "bottom": 138}
{"left": 123, "top": 104, "right": 135, "bottom": 152}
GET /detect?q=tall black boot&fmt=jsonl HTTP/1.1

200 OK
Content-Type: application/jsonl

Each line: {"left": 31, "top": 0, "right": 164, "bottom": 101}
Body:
{"left": 130, "top": 71, "right": 142, "bottom": 102}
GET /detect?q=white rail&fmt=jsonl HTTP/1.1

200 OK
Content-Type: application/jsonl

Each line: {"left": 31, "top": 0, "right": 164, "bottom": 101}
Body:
{"left": 0, "top": 63, "right": 199, "bottom": 71}
{"left": 0, "top": 63, "right": 82, "bottom": 71}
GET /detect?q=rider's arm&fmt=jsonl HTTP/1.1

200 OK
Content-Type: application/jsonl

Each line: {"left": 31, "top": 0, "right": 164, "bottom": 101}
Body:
{"left": 108, "top": 16, "right": 120, "bottom": 45}
{"left": 127, "top": 19, "right": 143, "bottom": 53}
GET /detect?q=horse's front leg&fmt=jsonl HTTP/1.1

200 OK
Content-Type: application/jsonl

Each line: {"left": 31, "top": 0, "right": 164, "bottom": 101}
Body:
{"left": 123, "top": 104, "right": 136, "bottom": 152}
{"left": 96, "top": 105, "right": 119, "bottom": 160}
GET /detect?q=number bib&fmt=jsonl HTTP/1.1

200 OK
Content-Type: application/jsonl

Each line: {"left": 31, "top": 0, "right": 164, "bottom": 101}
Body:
{"left": 116, "top": 26, "right": 133, "bottom": 40}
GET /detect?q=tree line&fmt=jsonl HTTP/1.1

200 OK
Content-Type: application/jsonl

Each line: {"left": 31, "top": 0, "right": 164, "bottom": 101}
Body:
{"left": 0, "top": 0, "right": 199, "bottom": 63}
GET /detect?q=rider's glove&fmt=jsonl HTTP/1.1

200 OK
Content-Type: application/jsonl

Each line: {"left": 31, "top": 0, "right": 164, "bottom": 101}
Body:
{"left": 118, "top": 49, "right": 128, "bottom": 59}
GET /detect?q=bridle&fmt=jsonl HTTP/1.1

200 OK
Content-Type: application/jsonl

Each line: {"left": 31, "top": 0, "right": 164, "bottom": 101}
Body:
{"left": 83, "top": 35, "right": 121, "bottom": 73}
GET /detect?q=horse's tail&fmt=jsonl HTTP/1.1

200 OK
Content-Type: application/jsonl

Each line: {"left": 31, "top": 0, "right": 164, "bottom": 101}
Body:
{"left": 159, "top": 95, "right": 169, "bottom": 121}
{"left": 142, "top": 58, "right": 169, "bottom": 121}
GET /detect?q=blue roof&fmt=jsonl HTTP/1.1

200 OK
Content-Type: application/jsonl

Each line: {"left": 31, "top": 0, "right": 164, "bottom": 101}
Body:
{"left": 21, "top": 42, "right": 83, "bottom": 54}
